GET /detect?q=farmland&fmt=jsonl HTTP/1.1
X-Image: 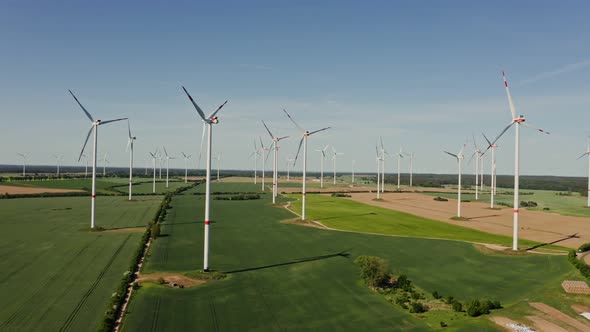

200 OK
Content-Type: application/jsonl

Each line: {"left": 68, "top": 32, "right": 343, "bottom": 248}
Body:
{"left": 122, "top": 182, "right": 583, "bottom": 331}
{"left": 0, "top": 195, "right": 162, "bottom": 331}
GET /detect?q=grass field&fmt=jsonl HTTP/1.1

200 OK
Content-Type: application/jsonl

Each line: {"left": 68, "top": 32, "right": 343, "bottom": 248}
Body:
{"left": 0, "top": 195, "right": 162, "bottom": 331}
{"left": 287, "top": 194, "right": 563, "bottom": 250}
{"left": 184, "top": 181, "right": 263, "bottom": 194}
{"left": 122, "top": 183, "right": 579, "bottom": 331}
{"left": 424, "top": 189, "right": 590, "bottom": 217}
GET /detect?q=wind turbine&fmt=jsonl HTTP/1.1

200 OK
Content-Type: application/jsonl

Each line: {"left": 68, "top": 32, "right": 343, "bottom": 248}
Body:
{"left": 315, "top": 145, "right": 329, "bottom": 188}
{"left": 483, "top": 71, "right": 550, "bottom": 251}
{"left": 467, "top": 135, "right": 481, "bottom": 200}
{"left": 127, "top": 120, "right": 136, "bottom": 201}
{"left": 444, "top": 144, "right": 465, "bottom": 218}
{"left": 331, "top": 146, "right": 344, "bottom": 185}
{"left": 163, "top": 146, "right": 175, "bottom": 188}
{"left": 375, "top": 146, "right": 382, "bottom": 199}
{"left": 182, "top": 86, "right": 228, "bottom": 272}
{"left": 405, "top": 152, "right": 415, "bottom": 187}
{"left": 16, "top": 153, "right": 27, "bottom": 177}
{"left": 483, "top": 133, "right": 498, "bottom": 208}
{"left": 102, "top": 152, "right": 109, "bottom": 176}
{"left": 182, "top": 152, "right": 192, "bottom": 183}
{"left": 285, "top": 156, "right": 295, "bottom": 181}
{"left": 577, "top": 137, "right": 590, "bottom": 208}
{"left": 262, "top": 120, "right": 289, "bottom": 204}
{"left": 158, "top": 150, "right": 163, "bottom": 180}
{"left": 379, "top": 137, "right": 388, "bottom": 193}
{"left": 81, "top": 154, "right": 89, "bottom": 177}
{"left": 259, "top": 137, "right": 269, "bottom": 191}
{"left": 215, "top": 152, "right": 221, "bottom": 182}
{"left": 396, "top": 147, "right": 404, "bottom": 190}
{"left": 52, "top": 154, "right": 63, "bottom": 176}
{"left": 149, "top": 151, "right": 157, "bottom": 193}
{"left": 70, "top": 90, "right": 127, "bottom": 229}
{"left": 248, "top": 140, "right": 258, "bottom": 184}
{"left": 283, "top": 109, "right": 330, "bottom": 220}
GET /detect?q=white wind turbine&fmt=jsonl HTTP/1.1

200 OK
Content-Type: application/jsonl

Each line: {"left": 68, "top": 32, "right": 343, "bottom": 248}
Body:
{"left": 482, "top": 134, "right": 498, "bottom": 208}
{"left": 262, "top": 121, "right": 289, "bottom": 204}
{"left": 182, "top": 86, "right": 228, "bottom": 272}
{"left": 283, "top": 109, "right": 330, "bottom": 220}
{"left": 444, "top": 144, "right": 465, "bottom": 218}
{"left": 483, "top": 71, "right": 550, "bottom": 251}
{"left": 126, "top": 120, "right": 136, "bottom": 201}
{"left": 102, "top": 152, "right": 109, "bottom": 176}
{"left": 315, "top": 145, "right": 329, "bottom": 188}
{"left": 351, "top": 159, "right": 356, "bottom": 185}
{"left": 396, "top": 147, "right": 404, "bottom": 190}
{"left": 259, "top": 137, "right": 269, "bottom": 191}
{"left": 247, "top": 140, "right": 259, "bottom": 184}
{"left": 182, "top": 152, "right": 192, "bottom": 183}
{"left": 70, "top": 90, "right": 127, "bottom": 229}
{"left": 215, "top": 152, "right": 221, "bottom": 182}
{"left": 285, "top": 156, "right": 295, "bottom": 181}
{"left": 81, "top": 154, "right": 89, "bottom": 177}
{"left": 467, "top": 135, "right": 481, "bottom": 200}
{"left": 379, "top": 137, "right": 388, "bottom": 193}
{"left": 577, "top": 137, "right": 590, "bottom": 208}
{"left": 163, "top": 146, "right": 175, "bottom": 188}
{"left": 149, "top": 150, "right": 157, "bottom": 193}
{"left": 52, "top": 154, "right": 63, "bottom": 176}
{"left": 331, "top": 145, "right": 344, "bottom": 185}
{"left": 16, "top": 153, "right": 27, "bottom": 177}
{"left": 158, "top": 151, "right": 163, "bottom": 180}
{"left": 375, "top": 145, "right": 382, "bottom": 199}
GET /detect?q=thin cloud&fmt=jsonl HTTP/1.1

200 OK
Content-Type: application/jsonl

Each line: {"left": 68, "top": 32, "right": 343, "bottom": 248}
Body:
{"left": 515, "top": 59, "right": 590, "bottom": 86}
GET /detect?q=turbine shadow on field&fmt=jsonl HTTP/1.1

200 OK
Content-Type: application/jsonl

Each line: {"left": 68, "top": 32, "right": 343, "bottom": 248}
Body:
{"left": 225, "top": 249, "right": 352, "bottom": 274}
{"left": 524, "top": 233, "right": 579, "bottom": 251}
{"left": 315, "top": 213, "right": 376, "bottom": 221}
{"left": 466, "top": 214, "right": 501, "bottom": 220}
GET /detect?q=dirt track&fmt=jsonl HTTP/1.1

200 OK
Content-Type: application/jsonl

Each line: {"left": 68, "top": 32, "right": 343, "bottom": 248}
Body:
{"left": 0, "top": 185, "right": 84, "bottom": 195}
{"left": 348, "top": 192, "right": 590, "bottom": 249}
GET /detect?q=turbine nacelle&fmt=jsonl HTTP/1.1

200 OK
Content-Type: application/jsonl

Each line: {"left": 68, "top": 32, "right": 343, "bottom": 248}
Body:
{"left": 513, "top": 116, "right": 525, "bottom": 124}
{"left": 210, "top": 117, "right": 219, "bottom": 124}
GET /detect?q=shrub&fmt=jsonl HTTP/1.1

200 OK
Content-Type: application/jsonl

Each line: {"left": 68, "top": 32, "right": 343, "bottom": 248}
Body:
{"left": 440, "top": 321, "right": 448, "bottom": 328}
{"left": 434, "top": 196, "right": 448, "bottom": 202}
{"left": 520, "top": 200, "right": 538, "bottom": 207}
{"left": 445, "top": 296, "right": 454, "bottom": 304}
{"left": 409, "top": 301, "right": 426, "bottom": 313}
{"left": 394, "top": 293, "right": 409, "bottom": 307}
{"left": 466, "top": 299, "right": 482, "bottom": 317}
{"left": 394, "top": 274, "right": 413, "bottom": 291}
{"left": 151, "top": 223, "right": 161, "bottom": 238}
{"left": 331, "top": 193, "right": 352, "bottom": 197}
{"left": 579, "top": 243, "right": 590, "bottom": 253}
{"left": 432, "top": 290, "right": 442, "bottom": 299}
{"left": 568, "top": 250, "right": 590, "bottom": 280}
{"left": 158, "top": 277, "right": 166, "bottom": 284}
{"left": 451, "top": 300, "right": 463, "bottom": 312}
{"left": 354, "top": 256, "right": 390, "bottom": 288}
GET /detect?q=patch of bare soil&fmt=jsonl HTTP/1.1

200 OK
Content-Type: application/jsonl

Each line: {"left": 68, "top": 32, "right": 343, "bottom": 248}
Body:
{"left": 529, "top": 302, "right": 590, "bottom": 331}
{"left": 103, "top": 227, "right": 147, "bottom": 233}
{"left": 348, "top": 192, "right": 590, "bottom": 249}
{"left": 490, "top": 316, "right": 522, "bottom": 331}
{"left": 0, "top": 185, "right": 84, "bottom": 194}
{"left": 185, "top": 176, "right": 205, "bottom": 181}
{"left": 582, "top": 253, "right": 590, "bottom": 265}
{"left": 137, "top": 272, "right": 206, "bottom": 288}
{"left": 526, "top": 315, "right": 569, "bottom": 332}
{"left": 572, "top": 304, "right": 590, "bottom": 314}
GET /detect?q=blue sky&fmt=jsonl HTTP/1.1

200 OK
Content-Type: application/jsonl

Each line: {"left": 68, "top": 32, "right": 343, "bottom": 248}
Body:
{"left": 1, "top": 1, "right": 590, "bottom": 176}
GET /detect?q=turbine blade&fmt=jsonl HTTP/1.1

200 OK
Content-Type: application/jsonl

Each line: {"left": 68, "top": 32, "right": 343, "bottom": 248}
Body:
{"left": 69, "top": 90, "right": 94, "bottom": 122}
{"left": 444, "top": 151, "right": 458, "bottom": 159}
{"left": 101, "top": 117, "right": 128, "bottom": 125}
{"left": 182, "top": 152, "right": 187, "bottom": 158}
{"left": 502, "top": 71, "right": 517, "bottom": 120}
{"left": 522, "top": 122, "right": 550, "bottom": 135}
{"left": 127, "top": 119, "right": 132, "bottom": 138}
{"left": 293, "top": 136, "right": 304, "bottom": 165}
{"left": 163, "top": 146, "right": 168, "bottom": 157}
{"left": 466, "top": 151, "right": 476, "bottom": 166}
{"left": 277, "top": 135, "right": 289, "bottom": 141}
{"left": 259, "top": 136, "right": 265, "bottom": 150}
{"left": 126, "top": 138, "right": 132, "bottom": 152}
{"left": 577, "top": 152, "right": 590, "bottom": 160}
{"left": 482, "top": 122, "right": 514, "bottom": 155}
{"left": 207, "top": 100, "right": 228, "bottom": 120}
{"left": 283, "top": 109, "right": 305, "bottom": 132}
{"left": 266, "top": 142, "right": 274, "bottom": 162}
{"left": 261, "top": 120, "right": 275, "bottom": 139}
{"left": 78, "top": 125, "right": 94, "bottom": 161}
{"left": 198, "top": 123, "right": 206, "bottom": 168}
{"left": 309, "top": 127, "right": 330, "bottom": 135}
{"left": 482, "top": 133, "right": 492, "bottom": 147}
{"left": 182, "top": 86, "right": 207, "bottom": 121}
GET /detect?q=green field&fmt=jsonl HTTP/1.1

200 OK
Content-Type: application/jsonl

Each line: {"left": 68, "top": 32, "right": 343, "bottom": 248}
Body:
{"left": 287, "top": 194, "right": 563, "bottom": 250}
{"left": 184, "top": 181, "right": 263, "bottom": 194}
{"left": 424, "top": 189, "right": 590, "bottom": 217}
{"left": 122, "top": 184, "right": 579, "bottom": 331}
{"left": 0, "top": 195, "right": 162, "bottom": 331}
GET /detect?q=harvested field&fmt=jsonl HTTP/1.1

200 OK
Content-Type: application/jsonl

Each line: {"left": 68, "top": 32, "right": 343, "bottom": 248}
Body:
{"left": 0, "top": 184, "right": 84, "bottom": 194}
{"left": 348, "top": 192, "right": 590, "bottom": 249}
{"left": 562, "top": 280, "right": 590, "bottom": 294}
{"left": 526, "top": 316, "right": 568, "bottom": 332}
{"left": 529, "top": 302, "right": 590, "bottom": 331}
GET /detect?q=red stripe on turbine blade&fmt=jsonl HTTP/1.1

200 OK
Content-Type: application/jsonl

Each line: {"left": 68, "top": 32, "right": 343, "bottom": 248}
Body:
{"left": 204, "top": 220, "right": 211, "bottom": 225}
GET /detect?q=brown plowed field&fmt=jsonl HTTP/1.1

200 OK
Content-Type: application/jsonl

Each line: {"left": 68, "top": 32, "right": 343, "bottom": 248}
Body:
{"left": 0, "top": 185, "right": 84, "bottom": 195}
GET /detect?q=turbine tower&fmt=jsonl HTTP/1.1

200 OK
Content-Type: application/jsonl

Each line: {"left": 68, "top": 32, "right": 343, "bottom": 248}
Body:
{"left": 70, "top": 89, "right": 127, "bottom": 229}
{"left": 16, "top": 153, "right": 27, "bottom": 177}
{"left": 483, "top": 133, "right": 498, "bottom": 208}
{"left": 283, "top": 109, "right": 330, "bottom": 220}
{"left": 483, "top": 71, "right": 549, "bottom": 251}
{"left": 396, "top": 147, "right": 404, "bottom": 190}
{"left": 259, "top": 137, "right": 269, "bottom": 191}
{"left": 379, "top": 137, "right": 388, "bottom": 193}
{"left": 444, "top": 144, "right": 465, "bottom": 218}
{"left": 102, "top": 152, "right": 108, "bottom": 176}
{"left": 331, "top": 146, "right": 344, "bottom": 185}
{"left": 163, "top": 146, "right": 175, "bottom": 188}
{"left": 247, "top": 140, "right": 259, "bottom": 184}
{"left": 149, "top": 151, "right": 157, "bottom": 193}
{"left": 215, "top": 152, "right": 221, "bottom": 182}
{"left": 127, "top": 120, "right": 136, "bottom": 201}
{"left": 315, "top": 145, "right": 329, "bottom": 188}
{"left": 577, "top": 137, "right": 590, "bottom": 207}
{"left": 182, "top": 152, "right": 192, "bottom": 183}
{"left": 375, "top": 146, "right": 382, "bottom": 199}
{"left": 183, "top": 86, "right": 228, "bottom": 272}
{"left": 52, "top": 154, "right": 63, "bottom": 176}
{"left": 285, "top": 156, "right": 295, "bottom": 181}
{"left": 262, "top": 120, "right": 288, "bottom": 204}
